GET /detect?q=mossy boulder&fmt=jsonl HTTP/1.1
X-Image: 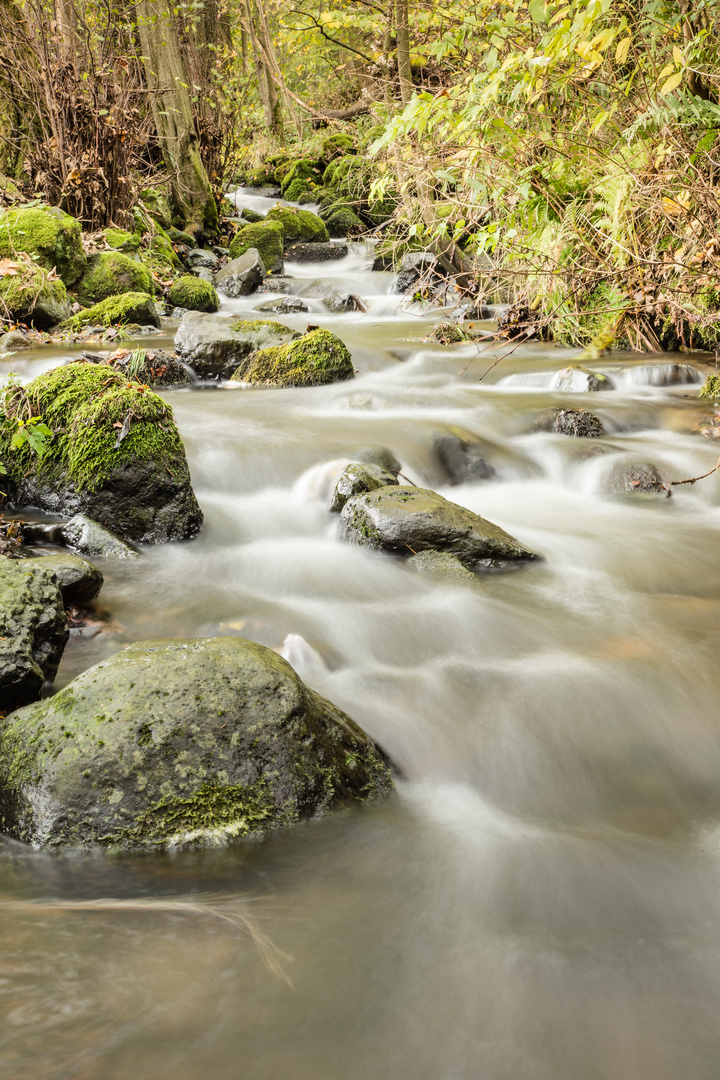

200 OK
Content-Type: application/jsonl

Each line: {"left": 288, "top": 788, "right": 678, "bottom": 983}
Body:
{"left": 137, "top": 188, "right": 173, "bottom": 229}
{"left": 265, "top": 206, "right": 329, "bottom": 246}
{"left": 103, "top": 228, "right": 141, "bottom": 254}
{"left": 330, "top": 463, "right": 399, "bottom": 513}
{"left": 0, "top": 558, "right": 68, "bottom": 712}
{"left": 76, "top": 251, "right": 153, "bottom": 305}
{"left": 0, "top": 262, "right": 70, "bottom": 329}
{"left": 319, "top": 202, "right": 362, "bottom": 238}
{"left": 284, "top": 177, "right": 313, "bottom": 203}
{"left": 228, "top": 221, "right": 284, "bottom": 273}
{"left": 168, "top": 275, "right": 219, "bottom": 313}
{"left": 339, "top": 486, "right": 540, "bottom": 570}
{"left": 322, "top": 133, "right": 355, "bottom": 160}
{"left": 245, "top": 166, "right": 278, "bottom": 188}
{"left": 240, "top": 208, "right": 264, "bottom": 224}
{"left": 174, "top": 311, "right": 300, "bottom": 380}
{"left": 22, "top": 553, "right": 103, "bottom": 605}
{"left": 0, "top": 205, "right": 86, "bottom": 285}
{"left": 167, "top": 226, "right": 197, "bottom": 248}
{"left": 0, "top": 636, "right": 394, "bottom": 850}
{"left": 62, "top": 292, "right": 161, "bottom": 331}
{"left": 280, "top": 159, "right": 322, "bottom": 194}
{"left": 1, "top": 362, "right": 203, "bottom": 543}
{"left": 233, "top": 327, "right": 354, "bottom": 388}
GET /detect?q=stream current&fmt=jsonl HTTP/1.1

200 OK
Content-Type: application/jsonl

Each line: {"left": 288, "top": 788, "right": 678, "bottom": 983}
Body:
{"left": 3, "top": 189, "right": 720, "bottom": 1078}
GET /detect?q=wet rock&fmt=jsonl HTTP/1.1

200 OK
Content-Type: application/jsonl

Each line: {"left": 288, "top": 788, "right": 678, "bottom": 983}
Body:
{"left": 111, "top": 348, "right": 192, "bottom": 388}
{"left": 62, "top": 514, "right": 140, "bottom": 559}
{"left": 323, "top": 293, "right": 366, "bottom": 313}
{"left": 353, "top": 447, "right": 402, "bottom": 474}
{"left": 257, "top": 277, "right": 291, "bottom": 295}
{"left": 185, "top": 248, "right": 220, "bottom": 271}
{"left": 25, "top": 553, "right": 103, "bottom": 604}
{"left": 463, "top": 302, "right": 498, "bottom": 321}
{"left": 285, "top": 241, "right": 348, "bottom": 262}
{"left": 339, "top": 486, "right": 539, "bottom": 569}
{"left": 553, "top": 365, "right": 614, "bottom": 392}
{"left": 232, "top": 327, "right": 354, "bottom": 388}
{"left": 330, "top": 463, "right": 399, "bottom": 513}
{"left": 633, "top": 363, "right": 701, "bottom": 387}
{"left": 228, "top": 222, "right": 284, "bottom": 274}
{"left": 395, "top": 252, "right": 436, "bottom": 294}
{"left": 3, "top": 363, "right": 202, "bottom": 544}
{"left": 0, "top": 557, "right": 68, "bottom": 711}
{"left": 0, "top": 636, "right": 394, "bottom": 850}
{"left": 434, "top": 433, "right": 496, "bottom": 484}
{"left": 254, "top": 296, "right": 309, "bottom": 315}
{"left": 174, "top": 312, "right": 300, "bottom": 380}
{"left": 605, "top": 462, "right": 666, "bottom": 495}
{"left": 214, "top": 249, "right": 265, "bottom": 297}
{"left": 240, "top": 208, "right": 264, "bottom": 224}
{"left": 407, "top": 549, "right": 478, "bottom": 583}
{"left": 553, "top": 409, "right": 606, "bottom": 438}
{"left": 194, "top": 267, "right": 215, "bottom": 283}
{"left": 0, "top": 330, "right": 30, "bottom": 351}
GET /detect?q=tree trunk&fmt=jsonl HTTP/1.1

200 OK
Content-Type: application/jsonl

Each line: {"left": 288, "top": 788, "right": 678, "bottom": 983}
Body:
{"left": 395, "top": 0, "right": 412, "bottom": 105}
{"left": 137, "top": 0, "right": 216, "bottom": 237}
{"left": 243, "top": 0, "right": 283, "bottom": 135}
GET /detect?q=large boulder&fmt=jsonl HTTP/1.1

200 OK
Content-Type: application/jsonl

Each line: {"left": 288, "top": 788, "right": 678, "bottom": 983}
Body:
{"left": 0, "top": 262, "right": 70, "bottom": 329}
{"left": 0, "top": 637, "right": 394, "bottom": 850}
{"left": 167, "top": 275, "right": 219, "bottom": 312}
{"left": 76, "top": 251, "right": 153, "bottom": 305}
{"left": 63, "top": 292, "right": 161, "bottom": 332}
{"left": 214, "top": 249, "right": 265, "bottom": 297}
{"left": 62, "top": 514, "right": 140, "bottom": 559}
{"left": 174, "top": 312, "right": 300, "bottom": 380}
{"left": 1, "top": 362, "right": 203, "bottom": 544}
{"left": 265, "top": 206, "right": 329, "bottom": 246}
{"left": 330, "top": 463, "right": 398, "bottom": 513}
{"left": 0, "top": 558, "right": 68, "bottom": 712}
{"left": 23, "top": 553, "right": 103, "bottom": 605}
{"left": 0, "top": 205, "right": 86, "bottom": 285}
{"left": 553, "top": 365, "right": 614, "bottom": 392}
{"left": 319, "top": 202, "right": 362, "bottom": 238}
{"left": 232, "top": 327, "right": 355, "bottom": 388}
{"left": 228, "top": 222, "right": 284, "bottom": 273}
{"left": 339, "top": 486, "right": 540, "bottom": 569}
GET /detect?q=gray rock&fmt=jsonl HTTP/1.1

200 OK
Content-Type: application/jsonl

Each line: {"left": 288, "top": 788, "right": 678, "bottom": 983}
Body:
{"left": 285, "top": 242, "right": 348, "bottom": 262}
{"left": 330, "top": 463, "right": 399, "bottom": 513}
{"left": 28, "top": 286, "right": 72, "bottom": 329}
{"left": 25, "top": 553, "right": 103, "bottom": 604}
{"left": 606, "top": 461, "right": 666, "bottom": 495}
{"left": 194, "top": 267, "right": 215, "bottom": 283}
{"left": 407, "top": 549, "right": 478, "bottom": 583}
{"left": 185, "top": 248, "right": 220, "bottom": 271}
{"left": 339, "top": 486, "right": 540, "bottom": 569}
{"left": 0, "top": 330, "right": 30, "bottom": 351}
{"left": 0, "top": 636, "right": 394, "bottom": 849}
{"left": 353, "top": 447, "right": 402, "bottom": 474}
{"left": 323, "top": 292, "right": 365, "bottom": 313}
{"left": 553, "top": 365, "right": 614, "bottom": 392}
{"left": 214, "top": 249, "right": 265, "bottom": 297}
{"left": 257, "top": 277, "right": 291, "bottom": 294}
{"left": 395, "top": 252, "right": 436, "bottom": 294}
{"left": 111, "top": 348, "right": 192, "bottom": 388}
{"left": 254, "top": 296, "right": 309, "bottom": 315}
{"left": 0, "top": 558, "right": 68, "bottom": 711}
{"left": 62, "top": 515, "right": 140, "bottom": 559}
{"left": 434, "top": 433, "right": 495, "bottom": 484}
{"left": 174, "top": 311, "right": 300, "bottom": 380}
{"left": 554, "top": 409, "right": 606, "bottom": 438}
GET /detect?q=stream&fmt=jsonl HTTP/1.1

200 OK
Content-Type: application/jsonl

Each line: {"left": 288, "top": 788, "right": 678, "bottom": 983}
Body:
{"left": 3, "top": 188, "right": 720, "bottom": 1079}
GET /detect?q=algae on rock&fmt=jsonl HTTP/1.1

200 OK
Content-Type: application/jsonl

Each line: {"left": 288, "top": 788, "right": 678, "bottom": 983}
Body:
{"left": 228, "top": 221, "right": 284, "bottom": 273}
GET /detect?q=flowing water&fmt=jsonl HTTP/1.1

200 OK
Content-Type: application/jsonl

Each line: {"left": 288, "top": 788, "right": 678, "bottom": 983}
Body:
{"left": 3, "top": 189, "right": 720, "bottom": 1079}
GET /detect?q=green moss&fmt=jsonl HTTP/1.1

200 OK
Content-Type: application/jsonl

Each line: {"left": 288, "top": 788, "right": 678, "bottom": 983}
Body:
{"left": 124, "top": 778, "right": 281, "bottom": 846}
{"left": 320, "top": 202, "right": 361, "bottom": 238}
{"left": 265, "top": 206, "right": 329, "bottom": 245}
{"left": 428, "top": 322, "right": 470, "bottom": 344}
{"left": 103, "top": 228, "right": 140, "bottom": 253}
{"left": 284, "top": 177, "right": 313, "bottom": 202}
{"left": 322, "top": 133, "right": 355, "bottom": 160}
{"left": 280, "top": 158, "right": 322, "bottom": 194}
{"left": 77, "top": 251, "right": 153, "bottom": 304}
{"left": 0, "top": 361, "right": 185, "bottom": 493}
{"left": 245, "top": 166, "right": 277, "bottom": 187}
{"left": 228, "top": 317, "right": 294, "bottom": 335}
{"left": 0, "top": 205, "right": 85, "bottom": 285}
{"left": 167, "top": 226, "right": 196, "bottom": 247}
{"left": 235, "top": 327, "right": 355, "bottom": 387}
{"left": 700, "top": 373, "right": 720, "bottom": 398}
{"left": 148, "top": 228, "right": 181, "bottom": 271}
{"left": 61, "top": 291, "right": 157, "bottom": 331}
{"left": 228, "top": 221, "right": 284, "bottom": 271}
{"left": 168, "top": 275, "right": 219, "bottom": 312}
{"left": 138, "top": 188, "right": 172, "bottom": 228}
{"left": 0, "top": 262, "right": 67, "bottom": 323}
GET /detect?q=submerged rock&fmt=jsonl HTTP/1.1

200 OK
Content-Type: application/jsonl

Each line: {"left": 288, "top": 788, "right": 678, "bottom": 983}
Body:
{"left": 553, "top": 409, "right": 606, "bottom": 438}
{"left": 553, "top": 365, "right": 614, "bottom": 392}
{"left": 1, "top": 363, "right": 202, "bottom": 544}
{"left": 214, "top": 249, "right": 265, "bottom": 297}
{"left": 330, "top": 463, "right": 399, "bottom": 513}
{"left": 605, "top": 461, "right": 666, "bottom": 495}
{"left": 434, "top": 433, "right": 495, "bottom": 484}
{"left": 0, "top": 637, "right": 394, "bottom": 850}
{"left": 254, "top": 296, "right": 309, "bottom": 314}
{"left": 353, "top": 447, "right": 402, "bottom": 474}
{"left": 407, "top": 549, "right": 478, "bottom": 583}
{"left": 0, "top": 558, "right": 68, "bottom": 711}
{"left": 24, "top": 553, "right": 103, "bottom": 605}
{"left": 62, "top": 514, "right": 140, "bottom": 559}
{"left": 323, "top": 292, "right": 365, "bottom": 313}
{"left": 339, "top": 486, "right": 539, "bottom": 569}
{"left": 232, "top": 327, "right": 355, "bottom": 388}
{"left": 174, "top": 312, "right": 300, "bottom": 379}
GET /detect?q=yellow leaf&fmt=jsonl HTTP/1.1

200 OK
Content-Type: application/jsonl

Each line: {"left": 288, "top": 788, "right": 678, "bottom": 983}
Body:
{"left": 549, "top": 5, "right": 570, "bottom": 24}
{"left": 659, "top": 63, "right": 675, "bottom": 79}
{"left": 660, "top": 70, "right": 683, "bottom": 95}
{"left": 672, "top": 45, "right": 683, "bottom": 66}
{"left": 615, "top": 37, "right": 631, "bottom": 63}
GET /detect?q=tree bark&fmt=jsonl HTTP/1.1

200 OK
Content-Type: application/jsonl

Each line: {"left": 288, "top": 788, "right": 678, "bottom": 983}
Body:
{"left": 137, "top": 0, "right": 216, "bottom": 237}
{"left": 395, "top": 0, "right": 412, "bottom": 105}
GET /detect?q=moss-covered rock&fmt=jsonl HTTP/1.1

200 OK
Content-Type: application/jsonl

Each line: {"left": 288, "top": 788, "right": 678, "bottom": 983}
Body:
{"left": 148, "top": 226, "right": 181, "bottom": 271}
{"left": 137, "top": 187, "right": 173, "bottom": 229}
{"left": 103, "top": 228, "right": 141, "bottom": 253}
{"left": 1, "top": 362, "right": 203, "bottom": 543}
{"left": 228, "top": 221, "right": 284, "bottom": 273}
{"left": 265, "top": 206, "right": 329, "bottom": 246}
{"left": 0, "top": 558, "right": 68, "bottom": 712}
{"left": 284, "top": 177, "right": 313, "bottom": 203}
{"left": 700, "top": 373, "right": 720, "bottom": 398}
{"left": 319, "top": 202, "right": 362, "bottom": 238}
{"left": 168, "top": 275, "right": 219, "bottom": 313}
{"left": 174, "top": 312, "right": 300, "bottom": 380}
{"left": 110, "top": 347, "right": 192, "bottom": 389}
{"left": 280, "top": 158, "right": 322, "bottom": 194}
{"left": 0, "top": 262, "right": 70, "bottom": 329}
{"left": 322, "top": 133, "right": 355, "bottom": 160}
{"left": 0, "top": 205, "right": 86, "bottom": 285}
{"left": 234, "top": 327, "right": 355, "bottom": 388}
{"left": 76, "top": 251, "right": 153, "bottom": 304}
{"left": 62, "top": 292, "right": 161, "bottom": 331}
{"left": 245, "top": 166, "right": 278, "bottom": 187}
{"left": 0, "top": 636, "right": 394, "bottom": 850}
{"left": 167, "top": 225, "right": 197, "bottom": 248}
{"left": 240, "top": 208, "right": 264, "bottom": 224}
